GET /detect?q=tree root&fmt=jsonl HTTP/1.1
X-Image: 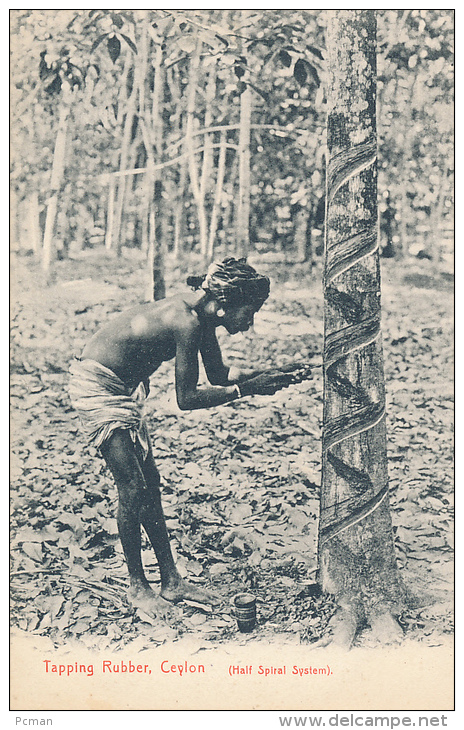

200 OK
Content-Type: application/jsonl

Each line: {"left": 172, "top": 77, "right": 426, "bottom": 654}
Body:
{"left": 314, "top": 602, "right": 404, "bottom": 650}
{"left": 313, "top": 606, "right": 359, "bottom": 650}
{"left": 369, "top": 609, "right": 404, "bottom": 645}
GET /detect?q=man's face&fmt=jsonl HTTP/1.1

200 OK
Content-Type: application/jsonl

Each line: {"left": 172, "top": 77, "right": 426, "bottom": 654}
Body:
{"left": 222, "top": 303, "right": 259, "bottom": 334}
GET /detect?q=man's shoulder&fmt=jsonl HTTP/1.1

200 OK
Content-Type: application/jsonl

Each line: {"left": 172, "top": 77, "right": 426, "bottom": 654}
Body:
{"left": 165, "top": 297, "right": 202, "bottom": 337}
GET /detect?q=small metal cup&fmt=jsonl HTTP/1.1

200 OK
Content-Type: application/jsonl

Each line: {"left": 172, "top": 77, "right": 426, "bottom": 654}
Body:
{"left": 231, "top": 592, "right": 257, "bottom": 633}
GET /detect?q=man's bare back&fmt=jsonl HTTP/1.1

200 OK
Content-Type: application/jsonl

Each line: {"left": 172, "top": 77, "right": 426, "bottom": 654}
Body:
{"left": 82, "top": 294, "right": 202, "bottom": 390}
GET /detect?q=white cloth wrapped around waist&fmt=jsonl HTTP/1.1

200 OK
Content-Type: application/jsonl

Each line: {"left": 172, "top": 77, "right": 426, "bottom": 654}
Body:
{"left": 68, "top": 358, "right": 150, "bottom": 459}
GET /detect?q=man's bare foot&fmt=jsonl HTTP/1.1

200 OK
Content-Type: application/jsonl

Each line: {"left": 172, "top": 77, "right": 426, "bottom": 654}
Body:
{"left": 128, "top": 583, "right": 171, "bottom": 617}
{"left": 160, "top": 577, "right": 220, "bottom": 606}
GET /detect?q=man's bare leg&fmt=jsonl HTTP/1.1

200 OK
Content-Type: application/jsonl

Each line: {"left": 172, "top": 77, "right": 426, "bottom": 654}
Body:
{"left": 101, "top": 429, "right": 218, "bottom": 610}
{"left": 140, "top": 446, "right": 220, "bottom": 605}
{"left": 100, "top": 429, "right": 151, "bottom": 596}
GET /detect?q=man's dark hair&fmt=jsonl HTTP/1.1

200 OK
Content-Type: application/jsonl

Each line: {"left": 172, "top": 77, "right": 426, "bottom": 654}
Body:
{"left": 187, "top": 257, "right": 270, "bottom": 308}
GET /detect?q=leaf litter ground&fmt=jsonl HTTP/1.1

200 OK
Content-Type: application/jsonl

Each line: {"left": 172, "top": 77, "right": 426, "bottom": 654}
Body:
{"left": 10, "top": 253, "right": 453, "bottom": 652}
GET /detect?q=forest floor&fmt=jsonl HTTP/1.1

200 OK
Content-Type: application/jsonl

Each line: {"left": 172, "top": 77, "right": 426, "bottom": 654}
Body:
{"left": 10, "top": 250, "right": 454, "bottom": 654}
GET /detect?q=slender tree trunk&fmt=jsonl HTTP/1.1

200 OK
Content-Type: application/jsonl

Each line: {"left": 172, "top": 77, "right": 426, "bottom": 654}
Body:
{"left": 169, "top": 65, "right": 187, "bottom": 261}
{"left": 137, "top": 16, "right": 152, "bottom": 258}
{"left": 319, "top": 10, "right": 404, "bottom": 648}
{"left": 149, "top": 178, "right": 165, "bottom": 300}
{"left": 24, "top": 191, "right": 41, "bottom": 256}
{"left": 173, "top": 159, "right": 187, "bottom": 261}
{"left": 42, "top": 87, "right": 70, "bottom": 276}
{"left": 305, "top": 212, "right": 314, "bottom": 268}
{"left": 236, "top": 85, "right": 252, "bottom": 258}
{"left": 10, "top": 189, "right": 20, "bottom": 252}
{"left": 200, "top": 63, "right": 216, "bottom": 262}
{"left": 427, "top": 167, "right": 447, "bottom": 262}
{"left": 186, "top": 39, "right": 209, "bottom": 262}
{"left": 295, "top": 206, "right": 309, "bottom": 263}
{"left": 147, "top": 43, "right": 166, "bottom": 301}
{"left": 235, "top": 9, "right": 252, "bottom": 258}
{"left": 112, "top": 65, "right": 138, "bottom": 256}
{"left": 105, "top": 179, "right": 116, "bottom": 251}
{"left": 208, "top": 130, "right": 227, "bottom": 261}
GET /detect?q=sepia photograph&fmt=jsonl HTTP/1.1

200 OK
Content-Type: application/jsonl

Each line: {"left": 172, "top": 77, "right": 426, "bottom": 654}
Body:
{"left": 9, "top": 8, "right": 454, "bottom": 716}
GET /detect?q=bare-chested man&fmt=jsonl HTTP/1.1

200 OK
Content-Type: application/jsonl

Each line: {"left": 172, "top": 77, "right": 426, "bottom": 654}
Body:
{"left": 69, "top": 258, "right": 298, "bottom": 613}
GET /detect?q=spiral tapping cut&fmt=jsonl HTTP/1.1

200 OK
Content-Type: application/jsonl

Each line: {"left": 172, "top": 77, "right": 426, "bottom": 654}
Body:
{"left": 320, "top": 136, "right": 388, "bottom": 548}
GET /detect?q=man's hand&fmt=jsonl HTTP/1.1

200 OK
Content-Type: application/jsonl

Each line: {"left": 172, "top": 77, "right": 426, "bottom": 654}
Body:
{"left": 277, "top": 362, "right": 313, "bottom": 383}
{"left": 239, "top": 370, "right": 293, "bottom": 397}
{"left": 237, "top": 363, "right": 314, "bottom": 398}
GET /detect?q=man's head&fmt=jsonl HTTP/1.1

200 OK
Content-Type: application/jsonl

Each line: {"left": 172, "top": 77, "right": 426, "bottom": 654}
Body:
{"left": 201, "top": 257, "right": 270, "bottom": 309}
{"left": 187, "top": 257, "right": 270, "bottom": 333}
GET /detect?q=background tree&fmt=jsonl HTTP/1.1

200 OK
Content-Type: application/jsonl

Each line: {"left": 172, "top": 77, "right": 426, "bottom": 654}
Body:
{"left": 318, "top": 9, "right": 405, "bottom": 648}
{"left": 9, "top": 9, "right": 454, "bottom": 657}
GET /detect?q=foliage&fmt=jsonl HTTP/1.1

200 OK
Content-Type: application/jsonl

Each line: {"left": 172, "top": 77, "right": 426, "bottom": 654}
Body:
{"left": 10, "top": 254, "right": 453, "bottom": 650}
{"left": 10, "top": 10, "right": 453, "bottom": 265}
{"left": 377, "top": 10, "right": 454, "bottom": 258}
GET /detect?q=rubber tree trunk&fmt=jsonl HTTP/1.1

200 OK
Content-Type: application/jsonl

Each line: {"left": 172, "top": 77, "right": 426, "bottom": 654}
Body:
{"left": 186, "top": 39, "right": 209, "bottom": 262}
{"left": 208, "top": 130, "right": 227, "bottom": 262}
{"left": 105, "top": 179, "right": 116, "bottom": 251}
{"left": 22, "top": 191, "right": 41, "bottom": 256}
{"left": 112, "top": 65, "right": 138, "bottom": 256}
{"left": 42, "top": 86, "right": 70, "bottom": 277}
{"left": 236, "top": 84, "right": 251, "bottom": 257}
{"left": 148, "top": 43, "right": 166, "bottom": 301}
{"left": 235, "top": 9, "right": 252, "bottom": 259}
{"left": 170, "top": 64, "right": 187, "bottom": 261}
{"left": 318, "top": 10, "right": 403, "bottom": 647}
{"left": 200, "top": 63, "right": 216, "bottom": 262}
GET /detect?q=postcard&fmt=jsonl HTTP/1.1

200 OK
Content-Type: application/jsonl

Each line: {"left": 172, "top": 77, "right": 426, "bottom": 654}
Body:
{"left": 10, "top": 8, "right": 455, "bottom": 718}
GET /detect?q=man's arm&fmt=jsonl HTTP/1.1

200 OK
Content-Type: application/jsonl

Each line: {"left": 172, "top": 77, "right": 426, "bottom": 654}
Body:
{"left": 176, "top": 324, "right": 239, "bottom": 410}
{"left": 199, "top": 326, "right": 231, "bottom": 385}
{"left": 199, "top": 328, "right": 269, "bottom": 385}
{"left": 175, "top": 323, "right": 291, "bottom": 409}
{"left": 199, "top": 326, "right": 300, "bottom": 386}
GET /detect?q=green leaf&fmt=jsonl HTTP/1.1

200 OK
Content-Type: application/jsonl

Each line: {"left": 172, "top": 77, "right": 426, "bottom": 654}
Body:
{"left": 107, "top": 35, "right": 121, "bottom": 64}
{"left": 120, "top": 34, "right": 137, "bottom": 54}
{"left": 21, "top": 542, "right": 43, "bottom": 562}
{"left": 176, "top": 36, "right": 197, "bottom": 54}
{"left": 293, "top": 58, "right": 307, "bottom": 85}
{"left": 90, "top": 34, "right": 108, "bottom": 54}
{"left": 111, "top": 13, "right": 124, "bottom": 29}
{"left": 214, "top": 34, "right": 229, "bottom": 48}
{"left": 248, "top": 81, "right": 270, "bottom": 103}
{"left": 234, "top": 62, "right": 245, "bottom": 79}
{"left": 306, "top": 61, "right": 320, "bottom": 86}
{"left": 279, "top": 49, "right": 293, "bottom": 67}
{"left": 306, "top": 44, "right": 324, "bottom": 61}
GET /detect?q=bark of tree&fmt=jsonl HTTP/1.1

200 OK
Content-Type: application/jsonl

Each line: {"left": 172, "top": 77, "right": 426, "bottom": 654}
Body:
{"left": 234, "top": 10, "right": 252, "bottom": 259}
{"left": 199, "top": 63, "right": 216, "bottom": 261}
{"left": 147, "top": 42, "right": 166, "bottom": 301}
{"left": 22, "top": 191, "right": 41, "bottom": 256}
{"left": 318, "top": 10, "right": 405, "bottom": 648}
{"left": 186, "top": 40, "right": 209, "bottom": 262}
{"left": 105, "top": 179, "right": 116, "bottom": 252}
{"left": 42, "top": 84, "right": 70, "bottom": 277}
{"left": 236, "top": 83, "right": 252, "bottom": 259}
{"left": 111, "top": 71, "right": 138, "bottom": 256}
{"left": 208, "top": 130, "right": 227, "bottom": 261}
{"left": 170, "top": 64, "right": 187, "bottom": 261}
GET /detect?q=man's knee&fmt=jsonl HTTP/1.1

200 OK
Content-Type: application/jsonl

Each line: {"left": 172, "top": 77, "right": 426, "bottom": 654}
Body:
{"left": 102, "top": 430, "right": 143, "bottom": 485}
{"left": 142, "top": 461, "right": 161, "bottom": 492}
{"left": 117, "top": 477, "right": 149, "bottom": 522}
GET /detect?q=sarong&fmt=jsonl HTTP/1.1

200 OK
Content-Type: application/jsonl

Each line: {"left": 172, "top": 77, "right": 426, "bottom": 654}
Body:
{"left": 69, "top": 358, "right": 150, "bottom": 459}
